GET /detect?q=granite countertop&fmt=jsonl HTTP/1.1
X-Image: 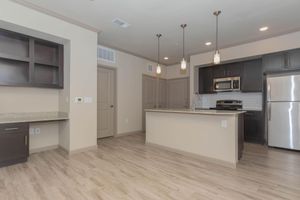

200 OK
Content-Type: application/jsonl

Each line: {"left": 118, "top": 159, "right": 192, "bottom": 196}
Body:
{"left": 0, "top": 112, "right": 69, "bottom": 124}
{"left": 145, "top": 108, "right": 245, "bottom": 116}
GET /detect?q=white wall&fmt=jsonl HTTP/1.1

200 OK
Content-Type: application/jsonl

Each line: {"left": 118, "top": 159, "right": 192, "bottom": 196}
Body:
{"left": 98, "top": 48, "right": 166, "bottom": 135}
{"left": 0, "top": 1, "right": 98, "bottom": 152}
{"left": 190, "top": 30, "right": 300, "bottom": 107}
{"left": 165, "top": 63, "right": 190, "bottom": 79}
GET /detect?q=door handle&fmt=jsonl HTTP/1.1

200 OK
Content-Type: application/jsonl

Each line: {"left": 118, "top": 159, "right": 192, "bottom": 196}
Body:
{"left": 268, "top": 103, "right": 271, "bottom": 121}
{"left": 4, "top": 127, "right": 19, "bottom": 131}
{"left": 110, "top": 105, "right": 114, "bottom": 108}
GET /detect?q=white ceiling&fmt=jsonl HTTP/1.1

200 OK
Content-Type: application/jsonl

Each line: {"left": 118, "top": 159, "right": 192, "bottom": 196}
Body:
{"left": 15, "top": 0, "right": 300, "bottom": 65}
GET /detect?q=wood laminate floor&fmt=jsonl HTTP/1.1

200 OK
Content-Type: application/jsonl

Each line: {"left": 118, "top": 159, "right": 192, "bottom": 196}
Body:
{"left": 0, "top": 133, "right": 300, "bottom": 200}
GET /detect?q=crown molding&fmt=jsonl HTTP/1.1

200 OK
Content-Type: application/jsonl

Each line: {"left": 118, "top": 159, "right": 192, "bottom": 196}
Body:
{"left": 11, "top": 0, "right": 101, "bottom": 33}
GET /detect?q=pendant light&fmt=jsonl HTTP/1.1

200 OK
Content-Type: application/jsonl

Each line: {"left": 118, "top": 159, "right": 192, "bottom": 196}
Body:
{"left": 213, "top": 10, "right": 221, "bottom": 64}
{"left": 156, "top": 34, "right": 162, "bottom": 75}
{"left": 180, "top": 24, "right": 187, "bottom": 70}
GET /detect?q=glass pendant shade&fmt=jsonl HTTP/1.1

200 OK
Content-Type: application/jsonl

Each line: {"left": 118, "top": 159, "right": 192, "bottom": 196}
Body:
{"left": 181, "top": 58, "right": 187, "bottom": 70}
{"left": 213, "top": 50, "right": 221, "bottom": 64}
{"left": 156, "top": 64, "right": 162, "bottom": 74}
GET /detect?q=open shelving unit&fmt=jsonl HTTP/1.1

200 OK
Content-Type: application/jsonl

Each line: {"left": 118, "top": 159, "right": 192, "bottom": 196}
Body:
{"left": 0, "top": 29, "right": 63, "bottom": 88}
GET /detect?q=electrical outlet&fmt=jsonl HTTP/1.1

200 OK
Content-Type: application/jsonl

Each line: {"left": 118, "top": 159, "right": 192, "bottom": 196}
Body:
{"left": 35, "top": 128, "right": 41, "bottom": 135}
{"left": 221, "top": 120, "right": 227, "bottom": 128}
{"left": 125, "top": 118, "right": 129, "bottom": 124}
{"left": 74, "top": 97, "right": 83, "bottom": 103}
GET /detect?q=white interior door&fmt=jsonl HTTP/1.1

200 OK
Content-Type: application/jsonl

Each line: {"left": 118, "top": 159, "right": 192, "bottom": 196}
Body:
{"left": 97, "top": 67, "right": 115, "bottom": 138}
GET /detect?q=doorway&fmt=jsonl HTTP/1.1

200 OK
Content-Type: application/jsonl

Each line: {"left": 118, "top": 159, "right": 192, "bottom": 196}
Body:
{"left": 97, "top": 67, "right": 116, "bottom": 138}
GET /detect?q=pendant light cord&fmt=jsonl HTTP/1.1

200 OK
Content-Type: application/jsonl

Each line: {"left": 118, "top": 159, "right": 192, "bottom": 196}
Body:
{"left": 183, "top": 26, "right": 185, "bottom": 58}
{"left": 156, "top": 34, "right": 162, "bottom": 65}
{"left": 181, "top": 24, "right": 187, "bottom": 59}
{"left": 214, "top": 11, "right": 221, "bottom": 52}
{"left": 216, "top": 14, "right": 218, "bottom": 51}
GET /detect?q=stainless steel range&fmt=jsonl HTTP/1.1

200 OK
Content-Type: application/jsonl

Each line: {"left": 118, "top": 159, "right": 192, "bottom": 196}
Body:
{"left": 210, "top": 100, "right": 243, "bottom": 110}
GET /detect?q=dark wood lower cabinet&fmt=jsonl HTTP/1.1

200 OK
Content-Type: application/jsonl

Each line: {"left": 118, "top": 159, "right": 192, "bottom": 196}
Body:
{"left": 0, "top": 123, "right": 29, "bottom": 167}
{"left": 244, "top": 111, "right": 264, "bottom": 144}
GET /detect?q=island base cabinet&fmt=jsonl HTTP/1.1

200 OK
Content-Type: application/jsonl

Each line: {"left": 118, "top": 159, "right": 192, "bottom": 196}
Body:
{"left": 244, "top": 111, "right": 264, "bottom": 144}
{"left": 0, "top": 123, "right": 29, "bottom": 167}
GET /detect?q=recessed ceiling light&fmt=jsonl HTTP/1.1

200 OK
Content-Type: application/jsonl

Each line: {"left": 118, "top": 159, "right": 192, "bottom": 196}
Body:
{"left": 205, "top": 42, "right": 212, "bottom": 46}
{"left": 259, "top": 26, "right": 269, "bottom": 32}
{"left": 164, "top": 57, "right": 169, "bottom": 60}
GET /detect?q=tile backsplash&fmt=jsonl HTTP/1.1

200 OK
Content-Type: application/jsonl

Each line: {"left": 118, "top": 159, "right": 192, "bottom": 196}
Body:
{"left": 195, "top": 92, "right": 263, "bottom": 111}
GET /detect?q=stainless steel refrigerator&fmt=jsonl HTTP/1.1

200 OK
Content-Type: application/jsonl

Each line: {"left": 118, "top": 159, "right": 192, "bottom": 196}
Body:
{"left": 267, "top": 73, "right": 300, "bottom": 150}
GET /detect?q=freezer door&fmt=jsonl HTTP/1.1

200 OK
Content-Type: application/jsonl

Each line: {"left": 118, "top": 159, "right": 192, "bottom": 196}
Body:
{"left": 267, "top": 74, "right": 300, "bottom": 102}
{"left": 268, "top": 102, "right": 300, "bottom": 150}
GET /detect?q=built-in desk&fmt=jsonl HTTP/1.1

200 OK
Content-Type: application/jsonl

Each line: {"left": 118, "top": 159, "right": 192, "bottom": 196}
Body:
{"left": 0, "top": 112, "right": 68, "bottom": 167}
{"left": 0, "top": 112, "right": 69, "bottom": 124}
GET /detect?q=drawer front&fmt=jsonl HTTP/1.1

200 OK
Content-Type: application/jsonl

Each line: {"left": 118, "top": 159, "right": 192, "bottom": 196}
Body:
{"left": 0, "top": 123, "right": 29, "bottom": 134}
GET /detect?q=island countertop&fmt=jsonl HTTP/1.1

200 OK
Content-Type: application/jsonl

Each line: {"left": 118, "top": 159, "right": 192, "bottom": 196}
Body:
{"left": 145, "top": 108, "right": 245, "bottom": 116}
{"left": 0, "top": 112, "right": 69, "bottom": 124}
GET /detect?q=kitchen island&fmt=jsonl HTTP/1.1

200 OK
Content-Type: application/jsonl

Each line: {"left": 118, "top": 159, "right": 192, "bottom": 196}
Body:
{"left": 145, "top": 109, "right": 245, "bottom": 168}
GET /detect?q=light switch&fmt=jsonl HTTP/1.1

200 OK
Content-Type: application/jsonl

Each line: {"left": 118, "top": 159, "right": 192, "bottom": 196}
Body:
{"left": 221, "top": 120, "right": 228, "bottom": 128}
{"left": 84, "top": 97, "right": 93, "bottom": 103}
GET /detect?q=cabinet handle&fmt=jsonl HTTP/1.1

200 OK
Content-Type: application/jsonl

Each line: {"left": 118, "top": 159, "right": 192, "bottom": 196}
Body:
{"left": 268, "top": 103, "right": 271, "bottom": 121}
{"left": 25, "top": 135, "right": 28, "bottom": 146}
{"left": 4, "top": 127, "right": 19, "bottom": 131}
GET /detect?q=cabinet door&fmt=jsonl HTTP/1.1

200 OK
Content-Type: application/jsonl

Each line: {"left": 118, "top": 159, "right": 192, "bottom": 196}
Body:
{"left": 213, "top": 65, "right": 226, "bottom": 78}
{"left": 288, "top": 49, "right": 300, "bottom": 69}
{"left": 0, "top": 123, "right": 29, "bottom": 166}
{"left": 244, "top": 111, "right": 264, "bottom": 144}
{"left": 241, "top": 59, "right": 262, "bottom": 92}
{"left": 199, "top": 67, "right": 214, "bottom": 94}
{"left": 262, "top": 52, "right": 286, "bottom": 73}
{"left": 226, "top": 62, "right": 242, "bottom": 77}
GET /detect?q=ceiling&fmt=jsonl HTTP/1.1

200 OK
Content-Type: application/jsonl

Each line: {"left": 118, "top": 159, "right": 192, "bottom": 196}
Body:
{"left": 15, "top": 0, "right": 300, "bottom": 65}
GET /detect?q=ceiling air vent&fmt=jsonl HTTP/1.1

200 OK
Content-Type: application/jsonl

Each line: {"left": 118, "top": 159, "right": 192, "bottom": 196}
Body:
{"left": 98, "top": 46, "right": 116, "bottom": 63}
{"left": 112, "top": 18, "right": 130, "bottom": 28}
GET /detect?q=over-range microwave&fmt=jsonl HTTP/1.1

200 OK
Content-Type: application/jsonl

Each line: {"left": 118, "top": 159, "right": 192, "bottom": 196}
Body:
{"left": 213, "top": 77, "right": 240, "bottom": 92}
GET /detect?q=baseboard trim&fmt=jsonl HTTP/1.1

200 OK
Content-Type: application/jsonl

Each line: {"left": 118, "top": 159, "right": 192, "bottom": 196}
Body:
{"left": 68, "top": 145, "right": 98, "bottom": 155}
{"left": 146, "top": 142, "right": 237, "bottom": 169}
{"left": 115, "top": 130, "right": 145, "bottom": 138}
{"left": 30, "top": 145, "right": 59, "bottom": 154}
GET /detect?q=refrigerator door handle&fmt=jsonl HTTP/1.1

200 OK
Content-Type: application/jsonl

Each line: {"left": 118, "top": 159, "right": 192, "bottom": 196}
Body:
{"left": 267, "top": 83, "right": 271, "bottom": 101}
{"left": 268, "top": 103, "right": 271, "bottom": 121}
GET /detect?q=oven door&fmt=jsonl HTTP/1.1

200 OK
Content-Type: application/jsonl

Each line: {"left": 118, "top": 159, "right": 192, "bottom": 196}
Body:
{"left": 213, "top": 78, "right": 233, "bottom": 92}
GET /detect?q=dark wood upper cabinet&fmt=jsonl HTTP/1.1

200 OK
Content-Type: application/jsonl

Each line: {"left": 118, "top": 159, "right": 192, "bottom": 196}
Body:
{"left": 288, "top": 49, "right": 300, "bottom": 69}
{"left": 262, "top": 49, "right": 300, "bottom": 73}
{"left": 241, "top": 59, "right": 262, "bottom": 92}
{"left": 226, "top": 62, "right": 242, "bottom": 77}
{"left": 212, "top": 65, "right": 226, "bottom": 78}
{"left": 199, "top": 67, "right": 214, "bottom": 94}
{"left": 0, "top": 29, "right": 63, "bottom": 89}
{"left": 262, "top": 52, "right": 286, "bottom": 73}
{"left": 212, "top": 63, "right": 242, "bottom": 79}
